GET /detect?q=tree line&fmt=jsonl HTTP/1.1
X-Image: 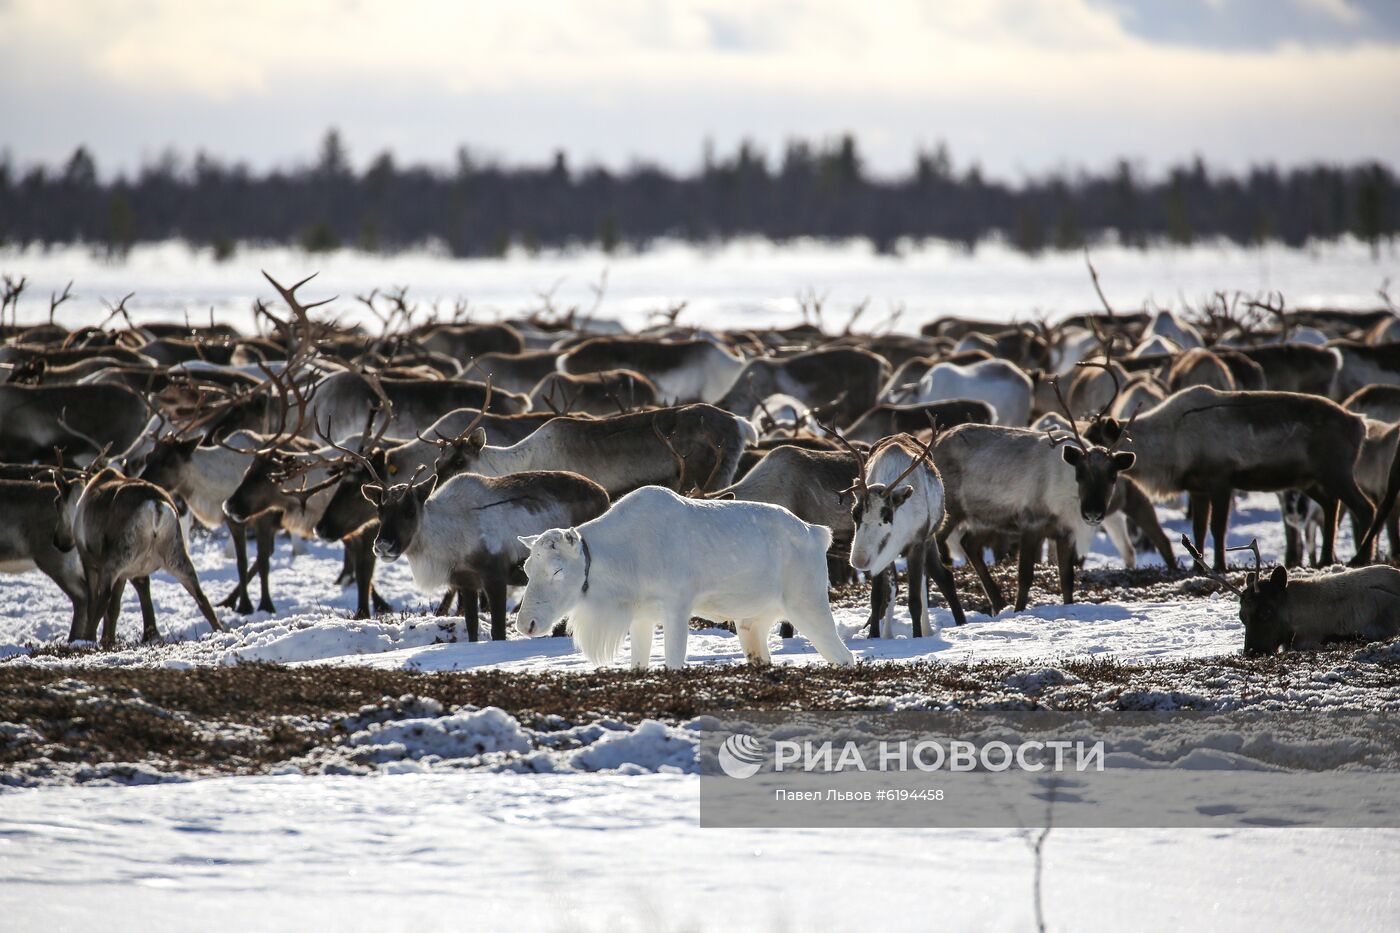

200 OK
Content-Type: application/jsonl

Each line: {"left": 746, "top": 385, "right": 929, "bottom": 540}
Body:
{"left": 0, "top": 130, "right": 1394, "bottom": 259}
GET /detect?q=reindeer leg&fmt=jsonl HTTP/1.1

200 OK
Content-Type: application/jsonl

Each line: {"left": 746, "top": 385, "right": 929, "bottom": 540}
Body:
{"left": 254, "top": 516, "right": 277, "bottom": 613}
{"left": 1190, "top": 491, "right": 1211, "bottom": 563}
{"left": 1338, "top": 475, "right": 1377, "bottom": 567}
{"left": 487, "top": 575, "right": 509, "bottom": 642}
{"left": 965, "top": 542, "right": 1006, "bottom": 614}
{"left": 1056, "top": 534, "right": 1077, "bottom": 604}
{"left": 132, "top": 576, "right": 160, "bottom": 643}
{"left": 906, "top": 543, "right": 927, "bottom": 638}
{"left": 165, "top": 549, "right": 222, "bottom": 633}
{"left": 1015, "top": 532, "right": 1038, "bottom": 612}
{"left": 220, "top": 519, "right": 254, "bottom": 613}
{"left": 435, "top": 589, "right": 455, "bottom": 616}
{"left": 78, "top": 565, "right": 104, "bottom": 643}
{"left": 1208, "top": 488, "right": 1233, "bottom": 572}
{"left": 925, "top": 543, "right": 965, "bottom": 627}
{"left": 41, "top": 552, "right": 89, "bottom": 644}
{"left": 629, "top": 618, "right": 653, "bottom": 669}
{"left": 1350, "top": 510, "right": 1375, "bottom": 565}
{"left": 880, "top": 570, "right": 898, "bottom": 639}
{"left": 346, "top": 535, "right": 380, "bottom": 618}
{"left": 1318, "top": 497, "right": 1341, "bottom": 566}
{"left": 1387, "top": 510, "right": 1400, "bottom": 563}
{"left": 334, "top": 546, "right": 355, "bottom": 587}
{"left": 1283, "top": 522, "right": 1302, "bottom": 569}
{"left": 461, "top": 587, "right": 481, "bottom": 642}
{"left": 866, "top": 569, "right": 889, "bottom": 638}
{"left": 101, "top": 578, "right": 126, "bottom": 649}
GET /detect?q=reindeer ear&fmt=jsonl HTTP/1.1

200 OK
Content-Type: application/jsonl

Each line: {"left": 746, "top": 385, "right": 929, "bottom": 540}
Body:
{"left": 467, "top": 427, "right": 487, "bottom": 450}
{"left": 1270, "top": 566, "right": 1288, "bottom": 589}
{"left": 1060, "top": 445, "right": 1085, "bottom": 467}
{"left": 1111, "top": 451, "right": 1136, "bottom": 471}
{"left": 413, "top": 474, "right": 438, "bottom": 502}
{"left": 518, "top": 534, "right": 542, "bottom": 550}
{"left": 891, "top": 485, "right": 915, "bottom": 507}
{"left": 562, "top": 528, "right": 581, "bottom": 546}
{"left": 361, "top": 484, "right": 384, "bottom": 506}
{"left": 1245, "top": 571, "right": 1258, "bottom": 590}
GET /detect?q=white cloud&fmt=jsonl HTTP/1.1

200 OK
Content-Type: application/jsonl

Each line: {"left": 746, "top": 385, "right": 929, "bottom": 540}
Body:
{"left": 1292, "top": 0, "right": 1366, "bottom": 26}
{"left": 0, "top": 0, "right": 1395, "bottom": 176}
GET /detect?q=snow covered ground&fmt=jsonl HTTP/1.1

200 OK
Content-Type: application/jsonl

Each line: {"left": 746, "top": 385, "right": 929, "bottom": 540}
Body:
{"left": 1, "top": 236, "right": 1393, "bottom": 336}
{"left": 2, "top": 773, "right": 1397, "bottom": 932}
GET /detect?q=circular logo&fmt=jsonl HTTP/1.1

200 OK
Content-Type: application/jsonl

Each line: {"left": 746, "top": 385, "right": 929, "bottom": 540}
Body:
{"left": 718, "top": 734, "right": 766, "bottom": 779}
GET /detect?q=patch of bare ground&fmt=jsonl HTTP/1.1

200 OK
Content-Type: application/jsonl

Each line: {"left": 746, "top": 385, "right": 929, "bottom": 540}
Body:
{"left": 4, "top": 638, "right": 1400, "bottom": 785}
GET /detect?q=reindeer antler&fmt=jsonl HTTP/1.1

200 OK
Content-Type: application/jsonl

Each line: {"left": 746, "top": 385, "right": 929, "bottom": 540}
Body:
{"left": 883, "top": 419, "right": 938, "bottom": 491}
{"left": 1044, "top": 376, "right": 1089, "bottom": 452}
{"left": 1180, "top": 535, "right": 1243, "bottom": 596}
{"left": 1074, "top": 359, "right": 1123, "bottom": 422}
{"left": 820, "top": 419, "right": 870, "bottom": 499}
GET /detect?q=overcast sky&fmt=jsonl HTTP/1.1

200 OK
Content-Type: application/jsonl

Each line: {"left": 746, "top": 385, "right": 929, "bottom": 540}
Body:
{"left": 2, "top": 0, "right": 1397, "bottom": 181}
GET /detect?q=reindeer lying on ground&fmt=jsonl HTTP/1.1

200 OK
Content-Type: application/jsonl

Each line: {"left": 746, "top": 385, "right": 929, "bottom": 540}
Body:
{"left": 1182, "top": 537, "right": 1400, "bottom": 655}
{"left": 514, "top": 486, "right": 856, "bottom": 669}
{"left": 73, "top": 467, "right": 222, "bottom": 646}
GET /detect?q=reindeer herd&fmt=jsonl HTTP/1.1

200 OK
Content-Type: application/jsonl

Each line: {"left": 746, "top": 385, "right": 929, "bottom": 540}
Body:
{"left": 2, "top": 270, "right": 1400, "bottom": 665}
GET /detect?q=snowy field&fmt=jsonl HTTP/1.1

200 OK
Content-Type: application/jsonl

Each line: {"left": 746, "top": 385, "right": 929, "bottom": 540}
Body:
{"left": 1, "top": 235, "right": 1394, "bottom": 335}
{"left": 3, "top": 774, "right": 1398, "bottom": 932}
{"left": 2, "top": 239, "right": 1398, "bottom": 931}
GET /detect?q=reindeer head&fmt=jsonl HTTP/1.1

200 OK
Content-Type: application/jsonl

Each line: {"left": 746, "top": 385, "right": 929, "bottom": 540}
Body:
{"left": 225, "top": 451, "right": 297, "bottom": 523}
{"left": 363, "top": 471, "right": 436, "bottom": 562}
{"left": 48, "top": 454, "right": 81, "bottom": 553}
{"left": 827, "top": 423, "right": 935, "bottom": 575}
{"left": 1047, "top": 364, "right": 1136, "bottom": 525}
{"left": 137, "top": 434, "right": 202, "bottom": 490}
{"left": 1181, "top": 536, "right": 1282, "bottom": 655}
{"left": 515, "top": 528, "right": 588, "bottom": 636}
{"left": 1240, "top": 566, "right": 1291, "bottom": 656}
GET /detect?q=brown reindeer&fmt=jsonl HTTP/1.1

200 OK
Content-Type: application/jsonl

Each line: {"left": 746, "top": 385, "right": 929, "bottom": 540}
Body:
{"left": 73, "top": 467, "right": 222, "bottom": 646}
{"left": 0, "top": 460, "right": 88, "bottom": 638}
{"left": 1087, "top": 385, "right": 1374, "bottom": 570}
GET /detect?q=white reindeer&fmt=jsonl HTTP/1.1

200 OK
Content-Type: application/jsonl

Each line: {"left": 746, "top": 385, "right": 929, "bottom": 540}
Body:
{"left": 514, "top": 486, "right": 856, "bottom": 669}
{"left": 908, "top": 359, "right": 1030, "bottom": 426}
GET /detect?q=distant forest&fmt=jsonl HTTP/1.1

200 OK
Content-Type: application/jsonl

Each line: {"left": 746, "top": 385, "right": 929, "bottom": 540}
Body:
{"left": 1, "top": 130, "right": 1395, "bottom": 258}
